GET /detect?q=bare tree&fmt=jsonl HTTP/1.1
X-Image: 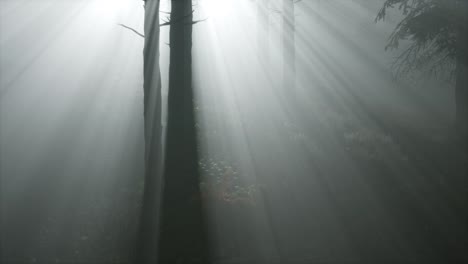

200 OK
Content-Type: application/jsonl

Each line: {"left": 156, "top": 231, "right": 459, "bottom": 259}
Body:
{"left": 158, "top": 0, "right": 210, "bottom": 262}
{"left": 135, "top": 0, "right": 164, "bottom": 263}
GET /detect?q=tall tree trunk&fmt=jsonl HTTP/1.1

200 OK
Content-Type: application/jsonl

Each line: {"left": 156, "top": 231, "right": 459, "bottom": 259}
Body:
{"left": 455, "top": 0, "right": 468, "bottom": 246}
{"left": 158, "top": 0, "right": 210, "bottom": 262}
{"left": 456, "top": 0, "right": 468, "bottom": 144}
{"left": 136, "top": 0, "right": 164, "bottom": 263}
{"left": 257, "top": 0, "right": 269, "bottom": 65}
{"left": 283, "top": 0, "right": 296, "bottom": 107}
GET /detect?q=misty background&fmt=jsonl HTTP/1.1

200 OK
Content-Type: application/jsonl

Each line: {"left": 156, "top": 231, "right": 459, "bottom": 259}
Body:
{"left": 1, "top": 0, "right": 466, "bottom": 263}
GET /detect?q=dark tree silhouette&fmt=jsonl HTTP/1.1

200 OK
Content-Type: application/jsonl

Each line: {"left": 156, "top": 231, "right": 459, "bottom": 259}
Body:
{"left": 376, "top": 1, "right": 468, "bottom": 246}
{"left": 136, "top": 0, "right": 164, "bottom": 263}
{"left": 131, "top": 1, "right": 209, "bottom": 262}
{"left": 376, "top": 0, "right": 468, "bottom": 141}
{"left": 157, "top": 0, "right": 210, "bottom": 262}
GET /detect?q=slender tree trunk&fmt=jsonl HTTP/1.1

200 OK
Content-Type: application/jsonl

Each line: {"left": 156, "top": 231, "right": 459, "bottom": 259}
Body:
{"left": 283, "top": 0, "right": 296, "bottom": 105}
{"left": 136, "top": 0, "right": 164, "bottom": 263}
{"left": 257, "top": 0, "right": 269, "bottom": 65}
{"left": 158, "top": 0, "right": 210, "bottom": 262}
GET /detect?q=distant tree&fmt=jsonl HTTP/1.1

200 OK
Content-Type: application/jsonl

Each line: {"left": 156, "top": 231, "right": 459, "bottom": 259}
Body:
{"left": 283, "top": 0, "right": 296, "bottom": 96}
{"left": 257, "top": 0, "right": 270, "bottom": 64}
{"left": 376, "top": 0, "right": 468, "bottom": 139}
{"left": 255, "top": 0, "right": 298, "bottom": 106}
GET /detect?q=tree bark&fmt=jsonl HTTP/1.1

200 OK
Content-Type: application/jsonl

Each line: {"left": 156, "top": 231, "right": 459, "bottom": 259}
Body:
{"left": 158, "top": 0, "right": 210, "bottom": 262}
{"left": 456, "top": 0, "right": 468, "bottom": 143}
{"left": 453, "top": 0, "right": 468, "bottom": 256}
{"left": 136, "top": 0, "right": 164, "bottom": 263}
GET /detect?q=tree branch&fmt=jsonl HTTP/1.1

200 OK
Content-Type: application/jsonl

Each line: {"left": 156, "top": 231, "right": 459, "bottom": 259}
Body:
{"left": 118, "top": 23, "right": 145, "bottom": 38}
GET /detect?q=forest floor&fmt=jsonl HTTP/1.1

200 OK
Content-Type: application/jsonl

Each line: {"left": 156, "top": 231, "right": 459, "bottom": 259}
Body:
{"left": 3, "top": 105, "right": 467, "bottom": 264}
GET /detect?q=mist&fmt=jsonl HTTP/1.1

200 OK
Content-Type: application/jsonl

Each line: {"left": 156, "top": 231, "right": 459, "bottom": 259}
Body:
{"left": 1, "top": 0, "right": 467, "bottom": 263}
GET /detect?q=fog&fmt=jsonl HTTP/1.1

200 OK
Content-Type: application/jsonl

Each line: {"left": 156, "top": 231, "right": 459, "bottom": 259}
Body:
{"left": 1, "top": 0, "right": 466, "bottom": 263}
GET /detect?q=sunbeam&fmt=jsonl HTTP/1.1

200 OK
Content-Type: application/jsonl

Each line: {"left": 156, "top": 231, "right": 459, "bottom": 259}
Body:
{"left": 1, "top": 0, "right": 467, "bottom": 263}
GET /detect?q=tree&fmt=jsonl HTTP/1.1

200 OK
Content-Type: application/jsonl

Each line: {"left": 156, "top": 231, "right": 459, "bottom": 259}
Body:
{"left": 157, "top": 0, "right": 210, "bottom": 262}
{"left": 134, "top": 0, "right": 209, "bottom": 262}
{"left": 283, "top": 0, "right": 296, "bottom": 98}
{"left": 256, "top": 0, "right": 298, "bottom": 108}
{"left": 375, "top": 0, "right": 468, "bottom": 140}
{"left": 135, "top": 0, "right": 164, "bottom": 263}
{"left": 281, "top": 0, "right": 305, "bottom": 118}
{"left": 257, "top": 0, "right": 270, "bottom": 65}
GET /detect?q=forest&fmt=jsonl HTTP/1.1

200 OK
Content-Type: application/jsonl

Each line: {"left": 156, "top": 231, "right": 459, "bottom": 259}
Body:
{"left": 0, "top": 0, "right": 467, "bottom": 263}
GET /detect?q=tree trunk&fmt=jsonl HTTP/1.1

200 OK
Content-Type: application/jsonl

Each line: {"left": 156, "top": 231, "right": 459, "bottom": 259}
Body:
{"left": 158, "top": 0, "right": 210, "bottom": 262}
{"left": 283, "top": 0, "right": 296, "bottom": 107}
{"left": 257, "top": 0, "right": 269, "bottom": 66}
{"left": 456, "top": 0, "right": 468, "bottom": 144}
{"left": 455, "top": 0, "right": 468, "bottom": 248}
{"left": 136, "top": 0, "right": 164, "bottom": 263}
